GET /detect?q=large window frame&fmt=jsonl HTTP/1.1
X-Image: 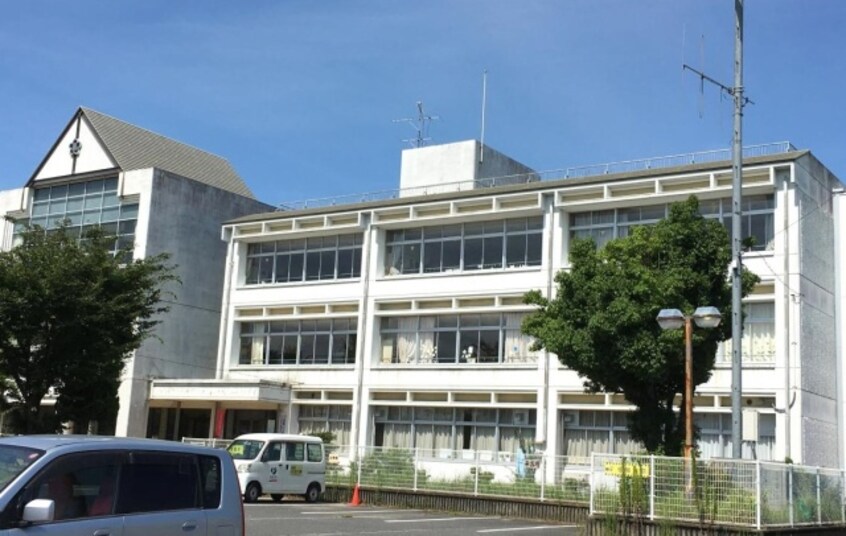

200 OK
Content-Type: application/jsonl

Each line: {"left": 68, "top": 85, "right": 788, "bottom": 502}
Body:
{"left": 379, "top": 312, "right": 536, "bottom": 365}
{"left": 298, "top": 405, "right": 353, "bottom": 448}
{"left": 14, "top": 177, "right": 138, "bottom": 257}
{"left": 385, "top": 217, "right": 543, "bottom": 276}
{"left": 372, "top": 405, "right": 536, "bottom": 458}
{"left": 245, "top": 234, "right": 363, "bottom": 285}
{"left": 568, "top": 194, "right": 775, "bottom": 252}
{"left": 238, "top": 318, "right": 357, "bottom": 366}
{"left": 718, "top": 301, "right": 776, "bottom": 364}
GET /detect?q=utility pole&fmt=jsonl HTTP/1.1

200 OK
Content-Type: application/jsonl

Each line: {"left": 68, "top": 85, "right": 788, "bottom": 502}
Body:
{"left": 683, "top": 0, "right": 748, "bottom": 458}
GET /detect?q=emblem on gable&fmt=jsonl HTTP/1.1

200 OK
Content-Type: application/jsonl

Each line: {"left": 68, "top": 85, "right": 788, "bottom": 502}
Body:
{"left": 69, "top": 138, "right": 82, "bottom": 157}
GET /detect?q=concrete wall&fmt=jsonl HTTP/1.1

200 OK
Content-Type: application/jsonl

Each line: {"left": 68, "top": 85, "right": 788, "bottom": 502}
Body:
{"left": 115, "top": 169, "right": 271, "bottom": 437}
{"left": 794, "top": 154, "right": 840, "bottom": 468}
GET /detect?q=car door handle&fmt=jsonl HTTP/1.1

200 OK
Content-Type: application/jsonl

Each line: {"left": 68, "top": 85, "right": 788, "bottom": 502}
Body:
{"left": 182, "top": 520, "right": 197, "bottom": 531}
{"left": 93, "top": 530, "right": 112, "bottom": 536}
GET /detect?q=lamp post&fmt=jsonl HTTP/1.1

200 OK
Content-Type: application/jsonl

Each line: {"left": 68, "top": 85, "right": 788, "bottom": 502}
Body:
{"left": 656, "top": 306, "right": 722, "bottom": 459}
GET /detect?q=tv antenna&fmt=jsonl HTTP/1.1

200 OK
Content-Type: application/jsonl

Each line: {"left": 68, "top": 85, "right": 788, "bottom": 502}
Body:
{"left": 682, "top": 0, "right": 751, "bottom": 460}
{"left": 393, "top": 101, "right": 439, "bottom": 148}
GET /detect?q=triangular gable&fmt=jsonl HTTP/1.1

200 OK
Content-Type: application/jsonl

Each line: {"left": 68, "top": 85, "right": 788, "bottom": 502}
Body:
{"left": 29, "top": 109, "right": 119, "bottom": 184}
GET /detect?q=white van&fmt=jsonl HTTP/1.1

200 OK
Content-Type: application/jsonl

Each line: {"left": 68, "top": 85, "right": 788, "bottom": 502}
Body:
{"left": 226, "top": 433, "right": 325, "bottom": 503}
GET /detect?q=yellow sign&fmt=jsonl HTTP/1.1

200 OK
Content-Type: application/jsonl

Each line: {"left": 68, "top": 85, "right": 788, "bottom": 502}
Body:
{"left": 603, "top": 461, "right": 650, "bottom": 478}
{"left": 291, "top": 465, "right": 302, "bottom": 476}
{"left": 228, "top": 444, "right": 244, "bottom": 456}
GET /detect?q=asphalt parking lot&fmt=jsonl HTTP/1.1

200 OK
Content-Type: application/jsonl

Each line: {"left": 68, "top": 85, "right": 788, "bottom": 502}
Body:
{"left": 245, "top": 500, "right": 583, "bottom": 536}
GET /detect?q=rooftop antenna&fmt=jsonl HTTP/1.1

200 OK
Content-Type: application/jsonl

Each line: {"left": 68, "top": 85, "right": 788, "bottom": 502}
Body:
{"left": 393, "top": 101, "right": 439, "bottom": 148}
{"left": 480, "top": 69, "right": 488, "bottom": 163}
{"left": 682, "top": 0, "right": 751, "bottom": 459}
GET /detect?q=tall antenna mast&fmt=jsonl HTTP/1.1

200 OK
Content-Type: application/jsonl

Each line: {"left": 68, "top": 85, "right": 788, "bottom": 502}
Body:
{"left": 683, "top": 0, "right": 749, "bottom": 459}
{"left": 393, "top": 101, "right": 439, "bottom": 148}
{"left": 480, "top": 69, "right": 488, "bottom": 163}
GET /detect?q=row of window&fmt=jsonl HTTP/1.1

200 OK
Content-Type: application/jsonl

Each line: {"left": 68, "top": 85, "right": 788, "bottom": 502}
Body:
{"left": 239, "top": 319, "right": 358, "bottom": 366}
{"left": 14, "top": 178, "right": 138, "bottom": 258}
{"left": 380, "top": 313, "right": 536, "bottom": 364}
{"left": 385, "top": 217, "right": 544, "bottom": 275}
{"left": 236, "top": 303, "right": 777, "bottom": 368}
{"left": 570, "top": 194, "right": 775, "bottom": 251}
{"left": 245, "top": 234, "right": 363, "bottom": 285}
{"left": 372, "top": 406, "right": 537, "bottom": 455}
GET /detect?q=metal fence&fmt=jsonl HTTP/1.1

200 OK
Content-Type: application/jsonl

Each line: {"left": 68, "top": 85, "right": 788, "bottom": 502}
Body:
{"left": 183, "top": 438, "right": 844, "bottom": 529}
{"left": 276, "top": 141, "right": 796, "bottom": 210}
{"left": 589, "top": 453, "right": 845, "bottom": 529}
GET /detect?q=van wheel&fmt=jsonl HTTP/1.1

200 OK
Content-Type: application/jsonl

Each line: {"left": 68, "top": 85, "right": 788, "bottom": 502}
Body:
{"left": 271, "top": 494, "right": 284, "bottom": 502}
{"left": 244, "top": 482, "right": 261, "bottom": 503}
{"left": 304, "top": 483, "right": 320, "bottom": 503}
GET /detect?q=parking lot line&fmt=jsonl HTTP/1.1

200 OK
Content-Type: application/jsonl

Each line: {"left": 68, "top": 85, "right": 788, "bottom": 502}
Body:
{"left": 384, "top": 516, "right": 495, "bottom": 523}
{"left": 477, "top": 525, "right": 578, "bottom": 533}
{"left": 301, "top": 510, "right": 402, "bottom": 515}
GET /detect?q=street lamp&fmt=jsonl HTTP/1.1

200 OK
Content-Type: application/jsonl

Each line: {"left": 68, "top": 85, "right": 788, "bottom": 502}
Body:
{"left": 656, "top": 306, "right": 722, "bottom": 459}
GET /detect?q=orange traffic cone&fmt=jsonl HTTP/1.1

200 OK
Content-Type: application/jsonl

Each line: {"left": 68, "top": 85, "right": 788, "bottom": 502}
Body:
{"left": 349, "top": 483, "right": 362, "bottom": 506}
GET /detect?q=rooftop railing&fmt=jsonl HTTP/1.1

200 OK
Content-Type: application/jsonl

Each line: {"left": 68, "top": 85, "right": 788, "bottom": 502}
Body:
{"left": 277, "top": 141, "right": 796, "bottom": 211}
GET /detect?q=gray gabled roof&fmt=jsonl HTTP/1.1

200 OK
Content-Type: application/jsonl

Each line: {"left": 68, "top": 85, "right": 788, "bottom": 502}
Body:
{"left": 37, "top": 107, "right": 254, "bottom": 198}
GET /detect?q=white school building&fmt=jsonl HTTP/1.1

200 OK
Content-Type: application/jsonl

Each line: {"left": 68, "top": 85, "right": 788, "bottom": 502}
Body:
{"left": 144, "top": 139, "right": 846, "bottom": 470}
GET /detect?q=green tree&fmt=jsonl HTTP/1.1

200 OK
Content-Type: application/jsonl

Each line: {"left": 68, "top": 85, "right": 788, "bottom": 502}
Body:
{"left": 0, "top": 224, "right": 178, "bottom": 434}
{"left": 523, "top": 196, "right": 758, "bottom": 455}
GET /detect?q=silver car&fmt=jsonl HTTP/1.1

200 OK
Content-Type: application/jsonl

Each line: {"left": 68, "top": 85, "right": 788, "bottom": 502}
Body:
{"left": 0, "top": 435, "right": 244, "bottom": 536}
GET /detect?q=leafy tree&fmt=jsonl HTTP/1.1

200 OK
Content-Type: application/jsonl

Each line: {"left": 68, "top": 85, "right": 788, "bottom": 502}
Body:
{"left": 0, "top": 224, "right": 177, "bottom": 434}
{"left": 523, "top": 196, "right": 758, "bottom": 455}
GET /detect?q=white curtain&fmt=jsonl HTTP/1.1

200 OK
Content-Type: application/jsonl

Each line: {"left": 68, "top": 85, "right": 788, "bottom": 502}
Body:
{"left": 384, "top": 423, "right": 413, "bottom": 448}
{"left": 251, "top": 337, "right": 265, "bottom": 365}
{"left": 419, "top": 317, "right": 436, "bottom": 362}
{"left": 504, "top": 314, "right": 533, "bottom": 363}
{"left": 397, "top": 318, "right": 418, "bottom": 363}
{"left": 474, "top": 426, "right": 496, "bottom": 452}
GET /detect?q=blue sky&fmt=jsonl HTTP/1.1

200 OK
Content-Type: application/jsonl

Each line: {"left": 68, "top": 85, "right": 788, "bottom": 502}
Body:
{"left": 1, "top": 1, "right": 843, "bottom": 205}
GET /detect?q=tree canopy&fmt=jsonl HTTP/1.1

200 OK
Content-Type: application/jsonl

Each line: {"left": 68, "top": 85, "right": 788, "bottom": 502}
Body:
{"left": 0, "top": 224, "right": 177, "bottom": 433}
{"left": 523, "top": 196, "right": 758, "bottom": 455}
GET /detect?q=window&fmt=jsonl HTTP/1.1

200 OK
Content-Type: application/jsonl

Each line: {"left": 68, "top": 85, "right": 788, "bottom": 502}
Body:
{"left": 239, "top": 318, "right": 357, "bottom": 366}
{"left": 372, "top": 406, "right": 536, "bottom": 457}
{"left": 14, "top": 178, "right": 138, "bottom": 258}
{"left": 298, "top": 405, "right": 352, "bottom": 447}
{"left": 379, "top": 313, "right": 537, "bottom": 365}
{"left": 24, "top": 452, "right": 122, "bottom": 521}
{"left": 569, "top": 195, "right": 775, "bottom": 252}
{"left": 245, "top": 234, "right": 362, "bottom": 285}
{"left": 285, "top": 442, "right": 305, "bottom": 462}
{"left": 385, "top": 217, "right": 543, "bottom": 276}
{"left": 198, "top": 455, "right": 222, "bottom": 509}
{"left": 116, "top": 452, "right": 199, "bottom": 514}
{"left": 718, "top": 301, "right": 776, "bottom": 363}
{"left": 561, "top": 411, "right": 640, "bottom": 459}
{"left": 307, "top": 444, "right": 323, "bottom": 462}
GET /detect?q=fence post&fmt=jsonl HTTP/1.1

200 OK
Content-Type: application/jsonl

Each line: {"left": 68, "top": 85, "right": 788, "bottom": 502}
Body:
{"left": 756, "top": 460, "right": 762, "bottom": 529}
{"left": 540, "top": 454, "right": 546, "bottom": 502}
{"left": 649, "top": 455, "right": 655, "bottom": 521}
{"left": 817, "top": 467, "right": 822, "bottom": 525}
{"left": 474, "top": 451, "right": 480, "bottom": 496}
{"left": 413, "top": 448, "right": 419, "bottom": 492}
{"left": 788, "top": 464, "right": 794, "bottom": 527}
{"left": 589, "top": 452, "right": 596, "bottom": 515}
{"left": 842, "top": 470, "right": 845, "bottom": 524}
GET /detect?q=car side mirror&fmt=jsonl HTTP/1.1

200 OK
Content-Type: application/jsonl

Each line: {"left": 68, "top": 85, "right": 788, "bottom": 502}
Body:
{"left": 22, "top": 499, "right": 54, "bottom": 523}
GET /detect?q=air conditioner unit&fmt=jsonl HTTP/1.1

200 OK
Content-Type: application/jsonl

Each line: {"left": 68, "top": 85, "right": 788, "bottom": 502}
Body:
{"left": 512, "top": 410, "right": 529, "bottom": 426}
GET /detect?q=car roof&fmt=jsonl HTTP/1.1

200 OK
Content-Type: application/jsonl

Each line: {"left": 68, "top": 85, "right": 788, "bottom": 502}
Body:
{"left": 0, "top": 435, "right": 224, "bottom": 455}
{"left": 233, "top": 433, "right": 322, "bottom": 442}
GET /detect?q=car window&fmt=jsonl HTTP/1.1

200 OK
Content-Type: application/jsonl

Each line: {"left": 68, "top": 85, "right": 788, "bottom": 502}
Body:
{"left": 306, "top": 443, "right": 323, "bottom": 462}
{"left": 116, "top": 452, "right": 199, "bottom": 514}
{"left": 284, "top": 442, "right": 304, "bottom": 462}
{"left": 198, "top": 455, "right": 221, "bottom": 509}
{"left": 21, "top": 452, "right": 122, "bottom": 522}
{"left": 0, "top": 445, "right": 43, "bottom": 493}
{"left": 227, "top": 440, "right": 264, "bottom": 460}
{"left": 261, "top": 442, "right": 282, "bottom": 462}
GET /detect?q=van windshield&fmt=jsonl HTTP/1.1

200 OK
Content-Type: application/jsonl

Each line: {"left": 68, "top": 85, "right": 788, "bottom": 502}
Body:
{"left": 0, "top": 445, "right": 43, "bottom": 491}
{"left": 227, "top": 440, "right": 264, "bottom": 460}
